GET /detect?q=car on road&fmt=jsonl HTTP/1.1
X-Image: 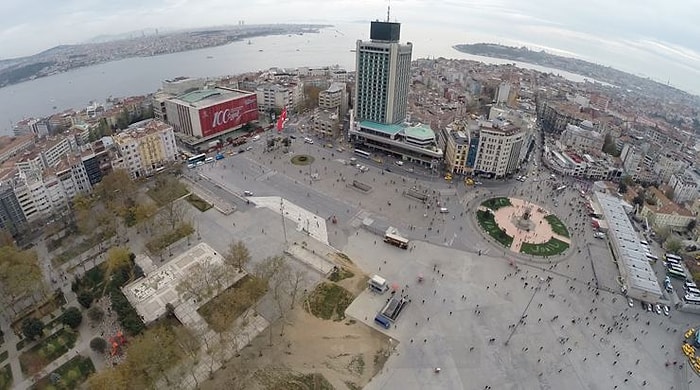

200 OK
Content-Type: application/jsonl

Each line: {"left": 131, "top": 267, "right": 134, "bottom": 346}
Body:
{"left": 663, "top": 305, "right": 670, "bottom": 316}
{"left": 654, "top": 304, "right": 662, "bottom": 315}
{"left": 594, "top": 231, "right": 606, "bottom": 239}
{"left": 359, "top": 165, "right": 369, "bottom": 172}
{"left": 243, "top": 191, "right": 253, "bottom": 196}
{"left": 238, "top": 149, "right": 245, "bottom": 153}
{"left": 395, "top": 160, "right": 404, "bottom": 166}
{"left": 628, "top": 298, "right": 634, "bottom": 307}
{"left": 289, "top": 135, "right": 297, "bottom": 139}
{"left": 246, "top": 146, "right": 253, "bottom": 151}
{"left": 304, "top": 137, "right": 314, "bottom": 144}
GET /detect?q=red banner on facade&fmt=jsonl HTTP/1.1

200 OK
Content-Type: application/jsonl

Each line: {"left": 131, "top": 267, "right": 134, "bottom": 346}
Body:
{"left": 198, "top": 96, "right": 259, "bottom": 137}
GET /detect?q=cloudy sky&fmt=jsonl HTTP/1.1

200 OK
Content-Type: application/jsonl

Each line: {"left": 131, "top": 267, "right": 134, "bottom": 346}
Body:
{"left": 2, "top": 0, "right": 700, "bottom": 92}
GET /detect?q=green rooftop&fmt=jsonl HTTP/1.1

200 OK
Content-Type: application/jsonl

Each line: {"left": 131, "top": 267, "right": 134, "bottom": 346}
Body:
{"left": 177, "top": 90, "right": 223, "bottom": 104}
{"left": 359, "top": 121, "right": 403, "bottom": 136}
{"left": 404, "top": 124, "right": 435, "bottom": 140}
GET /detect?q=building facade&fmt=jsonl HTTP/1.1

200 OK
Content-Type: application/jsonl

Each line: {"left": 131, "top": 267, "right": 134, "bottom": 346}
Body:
{"left": 255, "top": 82, "right": 303, "bottom": 114}
{"left": 112, "top": 120, "right": 178, "bottom": 179}
{"left": 473, "top": 121, "right": 529, "bottom": 178}
{"left": 354, "top": 21, "right": 412, "bottom": 125}
{"left": 669, "top": 173, "right": 698, "bottom": 204}
{"left": 560, "top": 123, "right": 604, "bottom": 154}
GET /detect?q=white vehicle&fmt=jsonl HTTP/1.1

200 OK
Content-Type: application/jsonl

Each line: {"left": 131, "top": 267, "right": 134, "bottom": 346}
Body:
{"left": 204, "top": 157, "right": 215, "bottom": 164}
{"left": 654, "top": 304, "right": 662, "bottom": 315}
{"left": 663, "top": 305, "right": 670, "bottom": 316}
{"left": 252, "top": 135, "right": 260, "bottom": 141}
{"left": 627, "top": 298, "right": 634, "bottom": 308}
{"left": 686, "top": 287, "right": 700, "bottom": 296}
{"left": 304, "top": 137, "right": 314, "bottom": 144}
{"left": 243, "top": 190, "right": 253, "bottom": 196}
{"left": 685, "top": 294, "right": 700, "bottom": 304}
{"left": 395, "top": 160, "right": 404, "bottom": 166}
{"left": 440, "top": 207, "right": 449, "bottom": 213}
{"left": 594, "top": 231, "right": 606, "bottom": 239}
{"left": 368, "top": 274, "right": 389, "bottom": 293}
{"left": 685, "top": 281, "right": 698, "bottom": 289}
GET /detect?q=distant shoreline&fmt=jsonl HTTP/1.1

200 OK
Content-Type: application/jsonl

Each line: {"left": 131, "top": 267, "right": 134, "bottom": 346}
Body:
{"left": 0, "top": 25, "right": 329, "bottom": 90}
{"left": 452, "top": 43, "right": 693, "bottom": 98}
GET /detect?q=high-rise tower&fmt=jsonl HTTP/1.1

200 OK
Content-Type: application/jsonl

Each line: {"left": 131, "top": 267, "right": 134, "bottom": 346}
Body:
{"left": 354, "top": 18, "right": 412, "bottom": 125}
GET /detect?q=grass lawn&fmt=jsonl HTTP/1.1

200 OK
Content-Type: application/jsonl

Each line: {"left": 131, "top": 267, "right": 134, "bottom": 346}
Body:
{"left": 520, "top": 238, "right": 570, "bottom": 256}
{"left": 145, "top": 222, "right": 194, "bottom": 254}
{"left": 12, "top": 292, "right": 67, "bottom": 335}
{"left": 476, "top": 209, "right": 514, "bottom": 248}
{"left": 146, "top": 176, "right": 189, "bottom": 206}
{"left": 0, "top": 364, "right": 12, "bottom": 390}
{"left": 186, "top": 194, "right": 213, "bottom": 212}
{"left": 52, "top": 229, "right": 115, "bottom": 266}
{"left": 328, "top": 267, "right": 354, "bottom": 282}
{"left": 306, "top": 282, "right": 354, "bottom": 321}
{"left": 544, "top": 215, "right": 570, "bottom": 238}
{"left": 198, "top": 275, "right": 267, "bottom": 333}
{"left": 31, "top": 355, "right": 94, "bottom": 390}
{"left": 19, "top": 329, "right": 78, "bottom": 376}
{"left": 480, "top": 197, "right": 512, "bottom": 211}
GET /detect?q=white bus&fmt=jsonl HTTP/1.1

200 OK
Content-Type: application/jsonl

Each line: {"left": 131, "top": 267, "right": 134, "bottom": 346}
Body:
{"left": 668, "top": 268, "right": 686, "bottom": 280}
{"left": 354, "top": 149, "right": 371, "bottom": 158}
{"left": 384, "top": 233, "right": 409, "bottom": 249}
{"left": 666, "top": 253, "right": 682, "bottom": 261}
{"left": 646, "top": 254, "right": 659, "bottom": 263}
{"left": 665, "top": 258, "right": 681, "bottom": 267}
{"left": 684, "top": 294, "right": 700, "bottom": 304}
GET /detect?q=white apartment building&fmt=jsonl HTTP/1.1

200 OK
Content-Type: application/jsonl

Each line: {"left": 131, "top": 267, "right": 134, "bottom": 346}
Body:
{"left": 653, "top": 152, "right": 688, "bottom": 184}
{"left": 318, "top": 82, "right": 348, "bottom": 117}
{"left": 255, "top": 82, "right": 303, "bottom": 114}
{"left": 560, "top": 123, "right": 604, "bottom": 154}
{"left": 112, "top": 120, "right": 178, "bottom": 179}
{"left": 669, "top": 173, "right": 698, "bottom": 204}
{"left": 473, "top": 120, "right": 529, "bottom": 178}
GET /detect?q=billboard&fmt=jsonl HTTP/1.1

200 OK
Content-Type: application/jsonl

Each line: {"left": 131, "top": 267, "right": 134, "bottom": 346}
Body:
{"left": 198, "top": 95, "right": 259, "bottom": 137}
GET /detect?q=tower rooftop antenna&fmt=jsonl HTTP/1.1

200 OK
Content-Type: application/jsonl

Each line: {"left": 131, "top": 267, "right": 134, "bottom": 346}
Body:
{"left": 387, "top": 0, "right": 391, "bottom": 22}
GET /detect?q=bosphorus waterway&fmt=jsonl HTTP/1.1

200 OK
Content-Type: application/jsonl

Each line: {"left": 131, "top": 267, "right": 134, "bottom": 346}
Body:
{"left": 0, "top": 22, "right": 621, "bottom": 134}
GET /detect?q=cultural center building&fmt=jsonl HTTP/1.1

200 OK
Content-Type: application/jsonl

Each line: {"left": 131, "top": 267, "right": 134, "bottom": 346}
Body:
{"left": 163, "top": 87, "right": 258, "bottom": 149}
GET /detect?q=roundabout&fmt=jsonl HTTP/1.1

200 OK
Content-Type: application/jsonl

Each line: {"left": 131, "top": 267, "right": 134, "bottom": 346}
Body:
{"left": 476, "top": 197, "right": 571, "bottom": 257}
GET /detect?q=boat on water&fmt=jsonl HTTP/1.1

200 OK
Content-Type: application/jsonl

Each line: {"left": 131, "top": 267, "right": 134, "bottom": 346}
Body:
{"left": 258, "top": 49, "right": 264, "bottom": 52}
{"left": 206, "top": 56, "right": 214, "bottom": 59}
{"left": 247, "top": 40, "right": 252, "bottom": 45}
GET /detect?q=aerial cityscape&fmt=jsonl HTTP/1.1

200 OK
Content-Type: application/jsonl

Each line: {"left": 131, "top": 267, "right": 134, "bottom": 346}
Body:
{"left": 0, "top": 2, "right": 700, "bottom": 390}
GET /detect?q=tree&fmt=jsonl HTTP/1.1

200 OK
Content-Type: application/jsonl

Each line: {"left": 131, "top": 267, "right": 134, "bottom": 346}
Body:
{"left": 617, "top": 182, "right": 627, "bottom": 195}
{"left": 158, "top": 200, "right": 189, "bottom": 232}
{"left": 94, "top": 170, "right": 136, "bottom": 213}
{"left": 225, "top": 240, "right": 250, "bottom": 273}
{"left": 21, "top": 317, "right": 45, "bottom": 341}
{"left": 666, "top": 238, "right": 682, "bottom": 254}
{"left": 688, "top": 219, "right": 697, "bottom": 232}
{"left": 655, "top": 227, "right": 671, "bottom": 243}
{"left": 90, "top": 337, "right": 108, "bottom": 353}
{"left": 286, "top": 268, "right": 308, "bottom": 310}
{"left": 602, "top": 133, "right": 620, "bottom": 156}
{"left": 60, "top": 307, "right": 83, "bottom": 329}
{"left": 0, "top": 246, "right": 45, "bottom": 312}
{"left": 77, "top": 290, "right": 94, "bottom": 309}
{"left": 87, "top": 306, "right": 104, "bottom": 323}
{"left": 127, "top": 325, "right": 183, "bottom": 386}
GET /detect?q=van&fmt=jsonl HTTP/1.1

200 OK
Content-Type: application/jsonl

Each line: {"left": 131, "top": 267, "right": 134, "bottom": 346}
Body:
{"left": 368, "top": 275, "right": 389, "bottom": 294}
{"left": 204, "top": 157, "right": 214, "bottom": 164}
{"left": 252, "top": 135, "right": 260, "bottom": 141}
{"left": 304, "top": 137, "right": 314, "bottom": 144}
{"left": 440, "top": 207, "right": 449, "bottom": 213}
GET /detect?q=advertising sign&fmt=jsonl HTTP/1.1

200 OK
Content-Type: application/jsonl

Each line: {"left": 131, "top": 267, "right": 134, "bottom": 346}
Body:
{"left": 198, "top": 96, "right": 258, "bottom": 137}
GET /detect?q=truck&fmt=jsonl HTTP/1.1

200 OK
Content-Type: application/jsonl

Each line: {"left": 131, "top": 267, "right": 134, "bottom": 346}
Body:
{"left": 368, "top": 275, "right": 389, "bottom": 294}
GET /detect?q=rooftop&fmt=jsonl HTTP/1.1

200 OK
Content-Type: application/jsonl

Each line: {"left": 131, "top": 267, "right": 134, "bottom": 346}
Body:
{"left": 404, "top": 124, "right": 436, "bottom": 141}
{"left": 172, "top": 87, "right": 253, "bottom": 108}
{"left": 359, "top": 121, "right": 404, "bottom": 136}
{"left": 595, "top": 191, "right": 663, "bottom": 298}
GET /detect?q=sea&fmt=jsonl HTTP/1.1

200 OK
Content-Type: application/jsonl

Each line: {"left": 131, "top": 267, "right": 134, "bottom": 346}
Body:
{"left": 0, "top": 21, "right": 604, "bottom": 134}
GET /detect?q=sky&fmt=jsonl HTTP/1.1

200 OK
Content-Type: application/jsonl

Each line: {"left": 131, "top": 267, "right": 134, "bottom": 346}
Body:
{"left": 2, "top": 0, "right": 700, "bottom": 93}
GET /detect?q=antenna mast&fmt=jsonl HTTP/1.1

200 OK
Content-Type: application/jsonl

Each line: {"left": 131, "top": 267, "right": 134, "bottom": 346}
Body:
{"left": 387, "top": 0, "right": 391, "bottom": 22}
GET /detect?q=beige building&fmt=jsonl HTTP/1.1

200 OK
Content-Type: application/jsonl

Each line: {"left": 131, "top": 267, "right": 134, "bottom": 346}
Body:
{"left": 256, "top": 82, "right": 304, "bottom": 114}
{"left": 474, "top": 120, "right": 529, "bottom": 178}
{"left": 640, "top": 187, "right": 695, "bottom": 231}
{"left": 441, "top": 120, "right": 474, "bottom": 175}
{"left": 312, "top": 109, "right": 340, "bottom": 138}
{"left": 668, "top": 173, "right": 698, "bottom": 204}
{"left": 560, "top": 123, "right": 604, "bottom": 154}
{"left": 112, "top": 120, "right": 177, "bottom": 179}
{"left": 318, "top": 82, "right": 348, "bottom": 117}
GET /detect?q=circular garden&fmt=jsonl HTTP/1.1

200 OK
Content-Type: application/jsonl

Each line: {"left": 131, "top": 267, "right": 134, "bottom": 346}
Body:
{"left": 290, "top": 154, "right": 315, "bottom": 166}
{"left": 476, "top": 197, "right": 571, "bottom": 257}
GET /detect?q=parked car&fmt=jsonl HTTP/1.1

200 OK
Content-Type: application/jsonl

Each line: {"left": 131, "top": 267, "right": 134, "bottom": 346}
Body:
{"left": 663, "top": 305, "right": 670, "bottom": 316}
{"left": 243, "top": 191, "right": 253, "bottom": 196}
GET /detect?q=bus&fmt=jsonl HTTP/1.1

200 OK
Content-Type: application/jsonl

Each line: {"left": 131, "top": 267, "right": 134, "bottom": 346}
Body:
{"left": 354, "top": 149, "right": 371, "bottom": 158}
{"left": 187, "top": 153, "right": 207, "bottom": 166}
{"left": 646, "top": 254, "right": 659, "bottom": 263}
{"left": 384, "top": 233, "right": 409, "bottom": 249}
{"left": 666, "top": 253, "right": 682, "bottom": 261}
{"left": 555, "top": 185, "right": 567, "bottom": 192}
{"left": 668, "top": 268, "right": 686, "bottom": 280}
{"left": 684, "top": 294, "right": 700, "bottom": 305}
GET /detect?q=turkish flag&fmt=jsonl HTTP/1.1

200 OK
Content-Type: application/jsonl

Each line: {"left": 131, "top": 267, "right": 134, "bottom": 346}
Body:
{"left": 276, "top": 107, "right": 287, "bottom": 133}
